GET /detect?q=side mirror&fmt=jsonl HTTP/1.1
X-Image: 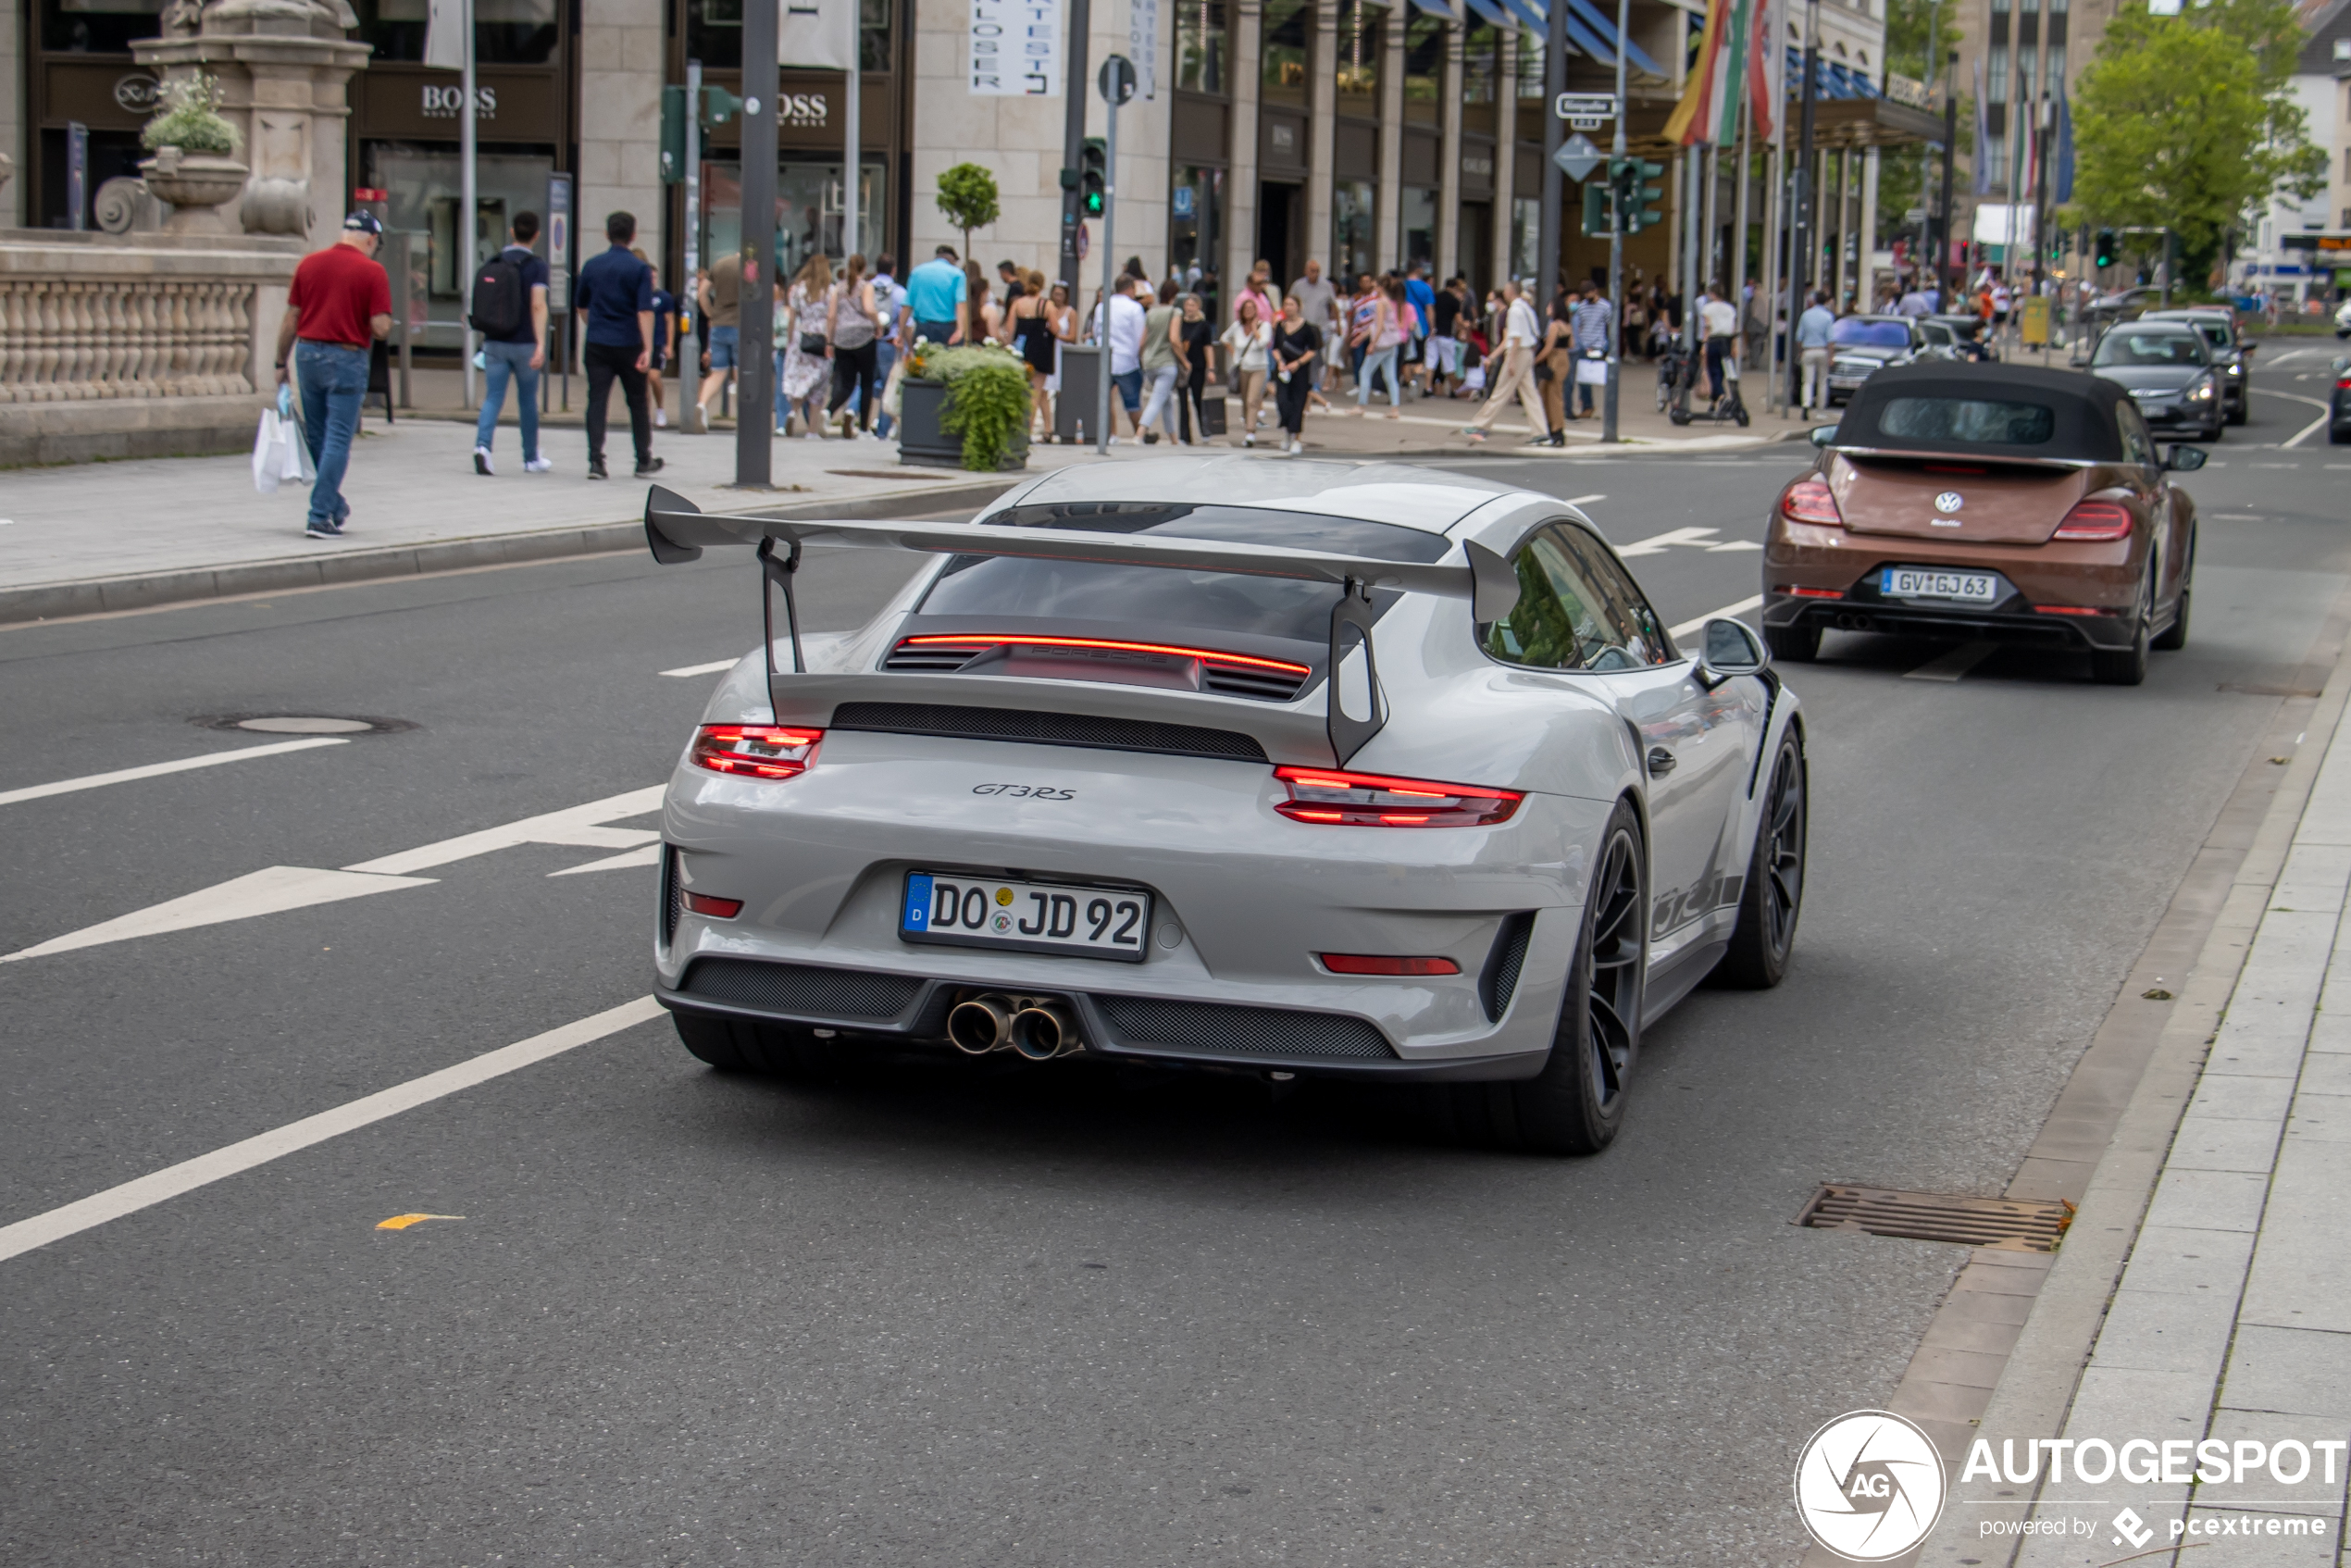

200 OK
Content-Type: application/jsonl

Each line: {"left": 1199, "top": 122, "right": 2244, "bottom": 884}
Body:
{"left": 2163, "top": 444, "right": 2208, "bottom": 472}
{"left": 1809, "top": 424, "right": 1839, "bottom": 449}
{"left": 1695, "top": 616, "right": 1771, "bottom": 688}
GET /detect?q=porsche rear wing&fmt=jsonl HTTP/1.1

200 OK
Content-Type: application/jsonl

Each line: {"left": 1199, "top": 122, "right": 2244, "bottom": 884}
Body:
{"left": 642, "top": 486, "right": 1521, "bottom": 766}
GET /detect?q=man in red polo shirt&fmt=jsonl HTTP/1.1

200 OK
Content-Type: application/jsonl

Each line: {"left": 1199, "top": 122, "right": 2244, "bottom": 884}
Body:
{"left": 273, "top": 212, "right": 392, "bottom": 539}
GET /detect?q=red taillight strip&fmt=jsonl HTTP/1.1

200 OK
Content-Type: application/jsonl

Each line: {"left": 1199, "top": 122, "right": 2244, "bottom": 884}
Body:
{"left": 1321, "top": 953, "right": 1462, "bottom": 976}
{"left": 1779, "top": 585, "right": 1844, "bottom": 600}
{"left": 2052, "top": 500, "right": 2134, "bottom": 541}
{"left": 900, "top": 633, "right": 1311, "bottom": 677}
{"left": 1272, "top": 765, "right": 1524, "bottom": 828}
{"left": 2035, "top": 604, "right": 2110, "bottom": 616}
{"left": 1780, "top": 477, "right": 1844, "bottom": 526}
{"left": 690, "top": 725, "right": 824, "bottom": 780}
{"left": 682, "top": 891, "right": 743, "bottom": 918}
{"left": 1275, "top": 766, "right": 1519, "bottom": 801}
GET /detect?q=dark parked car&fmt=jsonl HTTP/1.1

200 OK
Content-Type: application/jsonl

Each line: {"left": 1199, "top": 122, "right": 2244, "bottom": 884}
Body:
{"left": 1919, "top": 315, "right": 1995, "bottom": 362}
{"left": 2141, "top": 307, "right": 2249, "bottom": 427}
{"left": 2087, "top": 322, "right": 2224, "bottom": 442}
{"left": 1825, "top": 316, "right": 1924, "bottom": 405}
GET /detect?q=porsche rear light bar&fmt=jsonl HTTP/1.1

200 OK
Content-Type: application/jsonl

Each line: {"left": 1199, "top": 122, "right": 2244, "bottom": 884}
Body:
{"left": 1780, "top": 478, "right": 1843, "bottom": 527}
{"left": 690, "top": 725, "right": 824, "bottom": 779}
{"left": 1274, "top": 765, "right": 1524, "bottom": 828}
{"left": 896, "top": 633, "right": 1311, "bottom": 678}
{"left": 1320, "top": 953, "right": 1462, "bottom": 976}
{"left": 2052, "top": 500, "right": 2133, "bottom": 541}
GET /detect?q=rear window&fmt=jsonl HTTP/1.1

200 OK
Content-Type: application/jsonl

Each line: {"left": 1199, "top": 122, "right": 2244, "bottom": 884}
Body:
{"left": 1831, "top": 318, "right": 1910, "bottom": 348}
{"left": 1878, "top": 396, "right": 2056, "bottom": 446}
{"left": 920, "top": 503, "right": 1451, "bottom": 643}
{"left": 2093, "top": 330, "right": 2207, "bottom": 368}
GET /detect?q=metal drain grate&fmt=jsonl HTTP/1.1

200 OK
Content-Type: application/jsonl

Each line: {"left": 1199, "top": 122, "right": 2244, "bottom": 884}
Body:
{"left": 1795, "top": 1186, "right": 2076, "bottom": 1252}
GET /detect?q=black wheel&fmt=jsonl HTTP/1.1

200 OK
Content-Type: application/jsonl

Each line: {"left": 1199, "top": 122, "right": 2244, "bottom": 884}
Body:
{"left": 674, "top": 1011, "right": 844, "bottom": 1080}
{"left": 1764, "top": 621, "right": 1822, "bottom": 662}
{"left": 2090, "top": 572, "right": 2153, "bottom": 686}
{"left": 1437, "top": 803, "right": 1647, "bottom": 1154}
{"left": 2152, "top": 569, "right": 2191, "bottom": 652}
{"left": 1735, "top": 403, "right": 1751, "bottom": 428}
{"left": 2332, "top": 425, "right": 2351, "bottom": 445}
{"left": 1712, "top": 733, "right": 1807, "bottom": 989}
{"left": 2226, "top": 403, "right": 2247, "bottom": 427}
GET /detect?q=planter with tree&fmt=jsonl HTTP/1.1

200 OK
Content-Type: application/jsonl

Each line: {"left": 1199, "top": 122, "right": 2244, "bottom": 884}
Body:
{"left": 896, "top": 343, "right": 1031, "bottom": 470}
{"left": 138, "top": 73, "right": 250, "bottom": 234}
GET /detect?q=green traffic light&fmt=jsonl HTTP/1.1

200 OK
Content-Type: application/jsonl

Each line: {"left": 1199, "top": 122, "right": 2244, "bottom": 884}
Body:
{"left": 1079, "top": 137, "right": 1107, "bottom": 218}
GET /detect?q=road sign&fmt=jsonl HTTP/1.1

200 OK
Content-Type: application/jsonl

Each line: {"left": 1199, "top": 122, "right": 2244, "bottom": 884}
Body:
{"left": 1555, "top": 93, "right": 1619, "bottom": 131}
{"left": 1553, "top": 132, "right": 1603, "bottom": 183}
{"left": 1098, "top": 54, "right": 1137, "bottom": 106}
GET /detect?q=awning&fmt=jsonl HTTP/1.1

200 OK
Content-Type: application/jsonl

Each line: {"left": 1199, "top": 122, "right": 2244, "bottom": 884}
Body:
{"left": 1463, "top": 0, "right": 1517, "bottom": 29}
{"left": 1408, "top": 0, "right": 1461, "bottom": 17}
{"left": 1565, "top": 0, "right": 1663, "bottom": 78}
{"left": 1500, "top": 0, "right": 1547, "bottom": 32}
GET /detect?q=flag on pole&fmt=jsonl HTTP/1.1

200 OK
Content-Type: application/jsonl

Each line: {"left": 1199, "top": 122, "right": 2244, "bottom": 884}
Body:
{"left": 1971, "top": 54, "right": 1992, "bottom": 195}
{"left": 423, "top": 0, "right": 464, "bottom": 69}
{"left": 1667, "top": 0, "right": 1773, "bottom": 148}
{"left": 1710, "top": 0, "right": 1755, "bottom": 148}
{"left": 1661, "top": 0, "right": 1729, "bottom": 145}
{"left": 2052, "top": 81, "right": 2074, "bottom": 204}
{"left": 1749, "top": 0, "right": 1777, "bottom": 143}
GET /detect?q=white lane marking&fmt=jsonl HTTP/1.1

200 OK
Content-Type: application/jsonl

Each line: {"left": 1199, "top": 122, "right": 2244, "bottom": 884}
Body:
{"left": 1, "top": 866, "right": 435, "bottom": 964}
{"left": 661, "top": 659, "right": 741, "bottom": 678}
{"left": 1902, "top": 641, "right": 1999, "bottom": 682}
{"left": 0, "top": 738, "right": 348, "bottom": 809}
{"left": 0, "top": 996, "right": 664, "bottom": 1266}
{"left": 2211, "top": 513, "right": 2265, "bottom": 521}
{"left": 1620, "top": 526, "right": 1722, "bottom": 556}
{"left": 1706, "top": 540, "right": 1763, "bottom": 552}
{"left": 1563, "top": 492, "right": 1607, "bottom": 506}
{"left": 1669, "top": 595, "right": 1764, "bottom": 639}
{"left": 548, "top": 844, "right": 664, "bottom": 877}
{"left": 344, "top": 787, "right": 665, "bottom": 876}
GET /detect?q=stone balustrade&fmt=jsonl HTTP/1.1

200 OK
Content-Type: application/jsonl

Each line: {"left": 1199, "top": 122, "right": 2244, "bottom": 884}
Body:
{"left": 1, "top": 277, "right": 257, "bottom": 404}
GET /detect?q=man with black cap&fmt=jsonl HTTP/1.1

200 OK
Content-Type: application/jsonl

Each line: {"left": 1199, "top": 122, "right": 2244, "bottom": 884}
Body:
{"left": 273, "top": 211, "right": 392, "bottom": 539}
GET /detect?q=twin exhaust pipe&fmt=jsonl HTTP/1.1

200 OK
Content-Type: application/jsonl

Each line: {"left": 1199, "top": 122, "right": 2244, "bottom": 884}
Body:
{"left": 948, "top": 994, "right": 1083, "bottom": 1060}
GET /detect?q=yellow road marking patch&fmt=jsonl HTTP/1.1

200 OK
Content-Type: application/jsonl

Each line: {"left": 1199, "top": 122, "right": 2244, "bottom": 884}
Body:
{"left": 375, "top": 1213, "right": 465, "bottom": 1230}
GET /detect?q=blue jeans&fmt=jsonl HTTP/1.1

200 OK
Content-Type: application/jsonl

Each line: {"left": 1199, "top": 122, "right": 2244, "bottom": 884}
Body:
{"left": 1356, "top": 344, "right": 1402, "bottom": 408}
{"left": 872, "top": 340, "right": 898, "bottom": 438}
{"left": 1113, "top": 367, "right": 1142, "bottom": 413}
{"left": 474, "top": 339, "right": 541, "bottom": 460}
{"left": 913, "top": 317, "right": 956, "bottom": 346}
{"left": 294, "top": 341, "right": 367, "bottom": 525}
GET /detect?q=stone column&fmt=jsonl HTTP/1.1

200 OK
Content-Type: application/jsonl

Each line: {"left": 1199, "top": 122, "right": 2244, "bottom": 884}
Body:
{"left": 1306, "top": 0, "right": 1336, "bottom": 282}
{"left": 1226, "top": 0, "right": 1263, "bottom": 310}
{"left": 1491, "top": 32, "right": 1515, "bottom": 292}
{"left": 1376, "top": 13, "right": 1403, "bottom": 272}
{"left": 135, "top": 0, "right": 373, "bottom": 253}
{"left": 1859, "top": 145, "right": 1880, "bottom": 305}
{"left": 580, "top": 0, "right": 665, "bottom": 277}
{"left": 1437, "top": 21, "right": 1462, "bottom": 281}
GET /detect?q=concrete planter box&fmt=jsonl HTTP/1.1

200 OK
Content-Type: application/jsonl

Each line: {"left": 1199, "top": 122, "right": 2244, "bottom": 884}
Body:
{"left": 896, "top": 379, "right": 1027, "bottom": 470}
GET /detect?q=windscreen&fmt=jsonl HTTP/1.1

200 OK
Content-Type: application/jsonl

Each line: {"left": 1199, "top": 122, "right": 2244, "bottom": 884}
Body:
{"left": 2093, "top": 330, "right": 2207, "bottom": 368}
{"left": 1831, "top": 318, "right": 1911, "bottom": 348}
{"left": 918, "top": 503, "right": 1452, "bottom": 643}
{"left": 1878, "top": 396, "right": 2057, "bottom": 446}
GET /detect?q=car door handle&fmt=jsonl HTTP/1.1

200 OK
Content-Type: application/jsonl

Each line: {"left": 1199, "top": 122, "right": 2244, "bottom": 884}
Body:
{"left": 1646, "top": 747, "right": 1677, "bottom": 777}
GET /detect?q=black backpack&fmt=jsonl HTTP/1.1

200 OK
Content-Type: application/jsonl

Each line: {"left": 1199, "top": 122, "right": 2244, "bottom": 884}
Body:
{"left": 468, "top": 251, "right": 528, "bottom": 337}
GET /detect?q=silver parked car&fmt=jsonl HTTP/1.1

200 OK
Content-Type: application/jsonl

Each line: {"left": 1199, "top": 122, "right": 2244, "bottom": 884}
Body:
{"left": 641, "top": 459, "right": 1810, "bottom": 1153}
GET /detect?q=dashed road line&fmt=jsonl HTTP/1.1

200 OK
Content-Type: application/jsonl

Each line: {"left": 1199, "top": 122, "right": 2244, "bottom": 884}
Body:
{"left": 0, "top": 737, "right": 349, "bottom": 809}
{"left": 661, "top": 658, "right": 740, "bottom": 678}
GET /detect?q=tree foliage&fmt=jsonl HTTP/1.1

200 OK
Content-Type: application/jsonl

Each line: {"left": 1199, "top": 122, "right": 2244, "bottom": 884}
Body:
{"left": 1872, "top": 0, "right": 1967, "bottom": 246}
{"left": 2072, "top": 0, "right": 2322, "bottom": 285}
{"left": 934, "top": 163, "right": 1001, "bottom": 260}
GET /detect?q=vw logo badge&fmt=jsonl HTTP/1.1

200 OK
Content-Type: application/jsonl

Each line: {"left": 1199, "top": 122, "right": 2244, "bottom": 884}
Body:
{"left": 1933, "top": 492, "right": 1964, "bottom": 515}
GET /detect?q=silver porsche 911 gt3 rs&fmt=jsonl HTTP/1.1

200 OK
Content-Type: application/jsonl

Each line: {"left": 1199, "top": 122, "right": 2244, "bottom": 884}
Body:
{"left": 642, "top": 458, "right": 1807, "bottom": 1152}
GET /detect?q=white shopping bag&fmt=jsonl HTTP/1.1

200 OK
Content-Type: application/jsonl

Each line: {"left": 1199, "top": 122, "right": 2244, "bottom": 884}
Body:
{"left": 881, "top": 354, "right": 906, "bottom": 419}
{"left": 1574, "top": 355, "right": 1610, "bottom": 387}
{"left": 252, "top": 408, "right": 291, "bottom": 494}
{"left": 1461, "top": 364, "right": 1486, "bottom": 392}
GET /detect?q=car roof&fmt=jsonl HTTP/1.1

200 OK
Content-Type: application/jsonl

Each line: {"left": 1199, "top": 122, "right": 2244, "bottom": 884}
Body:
{"left": 992, "top": 456, "right": 1523, "bottom": 533}
{"left": 1834, "top": 361, "right": 2129, "bottom": 461}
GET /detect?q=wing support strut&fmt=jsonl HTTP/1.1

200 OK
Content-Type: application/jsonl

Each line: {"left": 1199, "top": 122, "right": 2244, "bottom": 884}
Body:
{"left": 755, "top": 535, "right": 806, "bottom": 678}
{"left": 1327, "top": 577, "right": 1387, "bottom": 767}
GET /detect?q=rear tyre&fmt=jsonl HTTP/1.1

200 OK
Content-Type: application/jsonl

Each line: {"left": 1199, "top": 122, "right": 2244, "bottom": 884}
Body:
{"left": 2152, "top": 572, "right": 2191, "bottom": 652}
{"left": 1712, "top": 733, "right": 1807, "bottom": 989}
{"left": 1764, "top": 622, "right": 1822, "bottom": 662}
{"left": 1440, "top": 803, "right": 1648, "bottom": 1155}
{"left": 674, "top": 1011, "right": 844, "bottom": 1080}
{"left": 2090, "top": 576, "right": 2153, "bottom": 687}
{"left": 2226, "top": 403, "right": 2247, "bottom": 427}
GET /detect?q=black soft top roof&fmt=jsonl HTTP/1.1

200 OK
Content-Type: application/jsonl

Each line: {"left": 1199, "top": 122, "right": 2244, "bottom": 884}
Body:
{"left": 1835, "top": 361, "right": 2128, "bottom": 461}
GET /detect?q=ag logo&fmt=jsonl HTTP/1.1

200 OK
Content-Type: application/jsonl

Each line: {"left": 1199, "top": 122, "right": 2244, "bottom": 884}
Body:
{"left": 1934, "top": 491, "right": 1964, "bottom": 514}
{"left": 1793, "top": 1410, "right": 1947, "bottom": 1562}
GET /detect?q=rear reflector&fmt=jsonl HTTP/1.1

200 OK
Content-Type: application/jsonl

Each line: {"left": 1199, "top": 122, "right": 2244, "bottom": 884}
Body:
{"left": 1320, "top": 953, "right": 1462, "bottom": 976}
{"left": 682, "top": 891, "right": 743, "bottom": 918}
{"left": 1779, "top": 584, "right": 1844, "bottom": 600}
{"left": 2052, "top": 500, "right": 2133, "bottom": 541}
{"left": 2035, "top": 604, "right": 2108, "bottom": 616}
{"left": 1273, "top": 765, "right": 1524, "bottom": 828}
{"left": 1780, "top": 478, "right": 1843, "bottom": 526}
{"left": 690, "top": 725, "right": 824, "bottom": 779}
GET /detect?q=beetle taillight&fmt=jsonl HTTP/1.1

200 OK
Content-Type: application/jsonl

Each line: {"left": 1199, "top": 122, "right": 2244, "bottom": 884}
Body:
{"left": 690, "top": 725, "right": 824, "bottom": 779}
{"left": 2052, "top": 501, "right": 2133, "bottom": 541}
{"left": 1273, "top": 766, "right": 1524, "bottom": 828}
{"left": 1781, "top": 478, "right": 1843, "bottom": 526}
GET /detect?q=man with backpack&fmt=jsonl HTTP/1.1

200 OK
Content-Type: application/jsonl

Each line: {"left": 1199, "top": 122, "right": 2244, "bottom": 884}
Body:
{"left": 470, "top": 211, "right": 553, "bottom": 476}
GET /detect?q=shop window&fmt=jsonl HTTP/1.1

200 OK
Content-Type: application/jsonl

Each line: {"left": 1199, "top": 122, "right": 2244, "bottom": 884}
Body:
{"left": 1986, "top": 44, "right": 2007, "bottom": 101}
{"left": 1403, "top": 15, "right": 1441, "bottom": 125}
{"left": 1262, "top": 0, "right": 1310, "bottom": 105}
{"left": 1401, "top": 185, "right": 1437, "bottom": 271}
{"left": 41, "top": 0, "right": 160, "bottom": 55}
{"left": 366, "top": 143, "right": 558, "bottom": 349}
{"left": 1335, "top": 0, "right": 1378, "bottom": 115}
{"left": 352, "top": 0, "right": 557, "bottom": 66}
{"left": 1333, "top": 179, "right": 1375, "bottom": 285}
{"left": 1176, "top": 0, "right": 1226, "bottom": 94}
{"left": 1171, "top": 165, "right": 1225, "bottom": 314}
{"left": 699, "top": 158, "right": 889, "bottom": 280}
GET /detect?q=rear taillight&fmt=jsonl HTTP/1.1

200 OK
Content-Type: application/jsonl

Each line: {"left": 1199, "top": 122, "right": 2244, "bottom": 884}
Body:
{"left": 690, "top": 725, "right": 824, "bottom": 779}
{"left": 1320, "top": 953, "right": 1462, "bottom": 976}
{"left": 1778, "top": 584, "right": 1844, "bottom": 600}
{"left": 1274, "top": 765, "right": 1524, "bottom": 828}
{"left": 2052, "top": 501, "right": 2133, "bottom": 541}
{"left": 682, "top": 891, "right": 743, "bottom": 918}
{"left": 1781, "top": 478, "right": 1843, "bottom": 526}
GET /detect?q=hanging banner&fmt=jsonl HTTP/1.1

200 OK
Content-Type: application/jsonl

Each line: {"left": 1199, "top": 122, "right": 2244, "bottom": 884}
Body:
{"left": 423, "top": 0, "right": 464, "bottom": 71}
{"left": 970, "top": 0, "right": 1063, "bottom": 94}
{"left": 781, "top": 0, "right": 856, "bottom": 70}
{"left": 1130, "top": 0, "right": 1158, "bottom": 101}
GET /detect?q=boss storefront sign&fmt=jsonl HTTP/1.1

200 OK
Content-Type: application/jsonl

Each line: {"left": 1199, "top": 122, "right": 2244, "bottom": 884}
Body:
{"left": 419, "top": 83, "right": 499, "bottom": 119}
{"left": 356, "top": 68, "right": 561, "bottom": 140}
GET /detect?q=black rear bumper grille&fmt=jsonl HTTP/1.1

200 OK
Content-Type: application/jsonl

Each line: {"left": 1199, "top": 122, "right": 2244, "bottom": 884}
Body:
{"left": 679, "top": 957, "right": 924, "bottom": 1021}
{"left": 1093, "top": 996, "right": 1397, "bottom": 1060}
{"left": 831, "top": 702, "right": 1269, "bottom": 763}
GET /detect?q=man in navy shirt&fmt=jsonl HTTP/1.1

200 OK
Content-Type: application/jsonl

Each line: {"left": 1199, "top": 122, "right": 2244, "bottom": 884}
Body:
{"left": 572, "top": 210, "right": 662, "bottom": 480}
{"left": 471, "top": 210, "right": 552, "bottom": 477}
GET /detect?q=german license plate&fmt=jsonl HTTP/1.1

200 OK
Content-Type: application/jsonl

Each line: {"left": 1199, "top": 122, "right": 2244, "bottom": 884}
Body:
{"left": 1882, "top": 567, "right": 1998, "bottom": 603}
{"left": 902, "top": 872, "right": 1152, "bottom": 963}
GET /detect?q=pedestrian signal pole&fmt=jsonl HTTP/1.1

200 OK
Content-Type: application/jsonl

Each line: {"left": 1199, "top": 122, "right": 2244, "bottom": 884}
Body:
{"left": 1603, "top": 0, "right": 1628, "bottom": 443}
{"left": 736, "top": 0, "right": 779, "bottom": 487}
{"left": 1095, "top": 54, "right": 1136, "bottom": 457}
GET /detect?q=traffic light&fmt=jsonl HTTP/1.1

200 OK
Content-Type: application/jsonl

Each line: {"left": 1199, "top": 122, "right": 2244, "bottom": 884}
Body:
{"left": 1581, "top": 177, "right": 1616, "bottom": 239}
{"left": 2095, "top": 229, "right": 2117, "bottom": 268}
{"left": 1626, "top": 159, "right": 1666, "bottom": 234}
{"left": 700, "top": 84, "right": 742, "bottom": 128}
{"left": 659, "top": 84, "right": 688, "bottom": 185}
{"left": 1079, "top": 137, "right": 1107, "bottom": 218}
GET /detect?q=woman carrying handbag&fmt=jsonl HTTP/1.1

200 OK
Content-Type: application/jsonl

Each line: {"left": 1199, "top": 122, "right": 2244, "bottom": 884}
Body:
{"left": 825, "top": 253, "right": 880, "bottom": 439}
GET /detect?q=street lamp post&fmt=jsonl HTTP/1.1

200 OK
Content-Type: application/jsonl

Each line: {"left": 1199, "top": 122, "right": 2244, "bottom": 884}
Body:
{"left": 1784, "top": 0, "right": 1820, "bottom": 412}
{"left": 1602, "top": 0, "right": 1628, "bottom": 442}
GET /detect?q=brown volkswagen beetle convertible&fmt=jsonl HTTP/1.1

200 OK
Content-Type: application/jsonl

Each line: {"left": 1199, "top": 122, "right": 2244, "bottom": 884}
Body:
{"left": 1760, "top": 362, "right": 2205, "bottom": 686}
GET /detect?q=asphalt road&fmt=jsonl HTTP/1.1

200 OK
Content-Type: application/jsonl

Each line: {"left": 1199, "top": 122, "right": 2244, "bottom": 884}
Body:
{"left": 3, "top": 383, "right": 2347, "bottom": 1565}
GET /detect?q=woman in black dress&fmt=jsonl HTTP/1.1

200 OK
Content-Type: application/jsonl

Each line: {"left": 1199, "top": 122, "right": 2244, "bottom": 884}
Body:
{"left": 1176, "top": 292, "right": 1213, "bottom": 444}
{"left": 1010, "top": 269, "right": 1056, "bottom": 437}
{"left": 1271, "top": 293, "right": 1320, "bottom": 455}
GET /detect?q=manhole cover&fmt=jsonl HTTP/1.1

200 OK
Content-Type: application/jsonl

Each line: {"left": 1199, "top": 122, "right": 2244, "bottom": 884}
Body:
{"left": 196, "top": 714, "right": 415, "bottom": 736}
{"left": 1795, "top": 1185, "right": 2075, "bottom": 1252}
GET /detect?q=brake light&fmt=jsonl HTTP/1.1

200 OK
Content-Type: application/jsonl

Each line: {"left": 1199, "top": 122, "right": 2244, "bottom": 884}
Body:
{"left": 682, "top": 891, "right": 743, "bottom": 918}
{"left": 1781, "top": 478, "right": 1843, "bottom": 526}
{"left": 1274, "top": 765, "right": 1524, "bottom": 827}
{"left": 1779, "top": 585, "right": 1844, "bottom": 600}
{"left": 1320, "top": 953, "right": 1462, "bottom": 976}
{"left": 690, "top": 725, "right": 824, "bottom": 779}
{"left": 2052, "top": 500, "right": 2133, "bottom": 541}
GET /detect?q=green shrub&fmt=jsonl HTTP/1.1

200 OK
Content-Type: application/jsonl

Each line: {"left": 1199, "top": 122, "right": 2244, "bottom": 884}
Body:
{"left": 920, "top": 345, "right": 1030, "bottom": 471}
{"left": 142, "top": 74, "right": 241, "bottom": 156}
{"left": 934, "top": 163, "right": 1001, "bottom": 262}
